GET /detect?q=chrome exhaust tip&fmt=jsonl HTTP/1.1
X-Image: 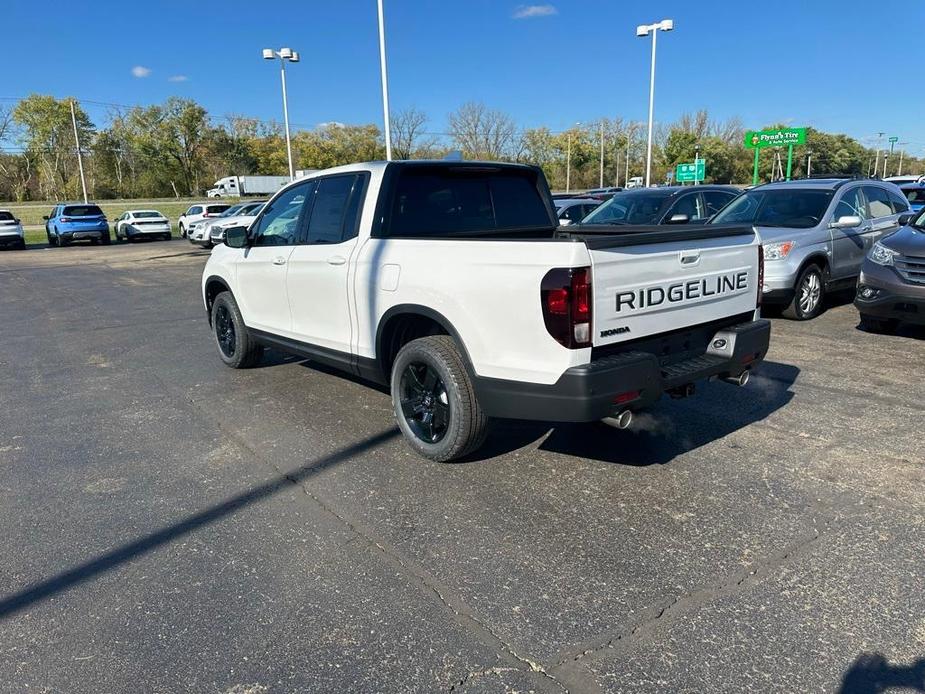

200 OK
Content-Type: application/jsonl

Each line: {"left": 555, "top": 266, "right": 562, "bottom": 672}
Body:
{"left": 723, "top": 370, "right": 750, "bottom": 387}
{"left": 606, "top": 409, "right": 633, "bottom": 429}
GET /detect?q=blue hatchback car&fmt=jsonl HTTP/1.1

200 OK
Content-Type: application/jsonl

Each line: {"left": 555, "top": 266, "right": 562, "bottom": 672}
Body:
{"left": 44, "top": 203, "right": 111, "bottom": 246}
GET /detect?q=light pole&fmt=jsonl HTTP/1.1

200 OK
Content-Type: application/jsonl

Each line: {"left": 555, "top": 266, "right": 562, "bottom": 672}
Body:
{"left": 599, "top": 121, "right": 605, "bottom": 188}
{"left": 262, "top": 47, "right": 300, "bottom": 180}
{"left": 377, "top": 0, "right": 392, "bottom": 161}
{"left": 897, "top": 143, "right": 909, "bottom": 176}
{"left": 566, "top": 122, "right": 580, "bottom": 193}
{"left": 806, "top": 150, "right": 813, "bottom": 178}
{"left": 69, "top": 99, "right": 88, "bottom": 203}
{"left": 636, "top": 18, "right": 673, "bottom": 188}
{"left": 693, "top": 143, "right": 700, "bottom": 185}
{"left": 873, "top": 132, "right": 884, "bottom": 179}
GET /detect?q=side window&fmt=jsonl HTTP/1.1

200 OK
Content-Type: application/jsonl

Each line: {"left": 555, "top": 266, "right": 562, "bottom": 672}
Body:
{"left": 886, "top": 188, "right": 910, "bottom": 213}
{"left": 251, "top": 182, "right": 312, "bottom": 247}
{"left": 581, "top": 204, "right": 598, "bottom": 218}
{"left": 49, "top": 207, "right": 58, "bottom": 219}
{"left": 863, "top": 186, "right": 894, "bottom": 218}
{"left": 187, "top": 206, "right": 202, "bottom": 216}
{"left": 667, "top": 194, "right": 705, "bottom": 221}
{"left": 832, "top": 188, "right": 869, "bottom": 221}
{"left": 305, "top": 174, "right": 361, "bottom": 244}
{"left": 703, "top": 191, "right": 736, "bottom": 217}
{"left": 561, "top": 205, "right": 585, "bottom": 222}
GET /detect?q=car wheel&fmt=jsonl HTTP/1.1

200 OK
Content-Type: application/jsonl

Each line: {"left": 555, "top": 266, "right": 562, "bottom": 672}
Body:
{"left": 211, "top": 291, "right": 264, "bottom": 368}
{"left": 15, "top": 238, "right": 25, "bottom": 250}
{"left": 58, "top": 231, "right": 69, "bottom": 247}
{"left": 179, "top": 223, "right": 186, "bottom": 239}
{"left": 390, "top": 335, "right": 489, "bottom": 463}
{"left": 101, "top": 230, "right": 111, "bottom": 245}
{"left": 859, "top": 314, "right": 896, "bottom": 334}
{"left": 782, "top": 264, "right": 825, "bottom": 320}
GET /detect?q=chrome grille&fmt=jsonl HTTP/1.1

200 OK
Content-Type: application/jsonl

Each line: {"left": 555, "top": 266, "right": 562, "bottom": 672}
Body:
{"left": 896, "top": 254, "right": 925, "bottom": 284}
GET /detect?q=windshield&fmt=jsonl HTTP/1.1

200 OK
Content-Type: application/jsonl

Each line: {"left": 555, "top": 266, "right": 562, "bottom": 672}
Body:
{"left": 581, "top": 191, "right": 670, "bottom": 225}
{"left": 711, "top": 189, "right": 832, "bottom": 229}
{"left": 133, "top": 211, "right": 163, "bottom": 219}
{"left": 218, "top": 204, "right": 245, "bottom": 217}
{"left": 63, "top": 205, "right": 104, "bottom": 217}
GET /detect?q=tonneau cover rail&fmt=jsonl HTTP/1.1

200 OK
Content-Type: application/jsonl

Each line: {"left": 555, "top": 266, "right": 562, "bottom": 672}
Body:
{"left": 560, "top": 223, "right": 755, "bottom": 249}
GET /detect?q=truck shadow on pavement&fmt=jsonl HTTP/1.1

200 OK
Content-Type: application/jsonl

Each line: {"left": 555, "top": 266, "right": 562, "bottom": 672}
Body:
{"left": 0, "top": 428, "right": 400, "bottom": 621}
{"left": 838, "top": 652, "right": 925, "bottom": 693}
{"left": 473, "top": 360, "right": 800, "bottom": 466}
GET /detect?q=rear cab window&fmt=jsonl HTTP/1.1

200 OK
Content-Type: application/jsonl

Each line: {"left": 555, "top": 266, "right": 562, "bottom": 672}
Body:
{"left": 206, "top": 204, "right": 231, "bottom": 215}
{"left": 383, "top": 165, "right": 552, "bottom": 237}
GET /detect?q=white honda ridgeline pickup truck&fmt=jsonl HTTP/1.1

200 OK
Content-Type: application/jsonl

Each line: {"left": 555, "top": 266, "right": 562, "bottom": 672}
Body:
{"left": 202, "top": 161, "right": 770, "bottom": 461}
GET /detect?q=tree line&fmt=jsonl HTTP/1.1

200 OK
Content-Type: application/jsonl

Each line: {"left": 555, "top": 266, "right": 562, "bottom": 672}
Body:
{"left": 0, "top": 95, "right": 919, "bottom": 202}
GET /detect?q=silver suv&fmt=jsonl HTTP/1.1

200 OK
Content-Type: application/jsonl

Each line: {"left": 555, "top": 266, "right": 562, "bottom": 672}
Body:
{"left": 711, "top": 178, "right": 910, "bottom": 319}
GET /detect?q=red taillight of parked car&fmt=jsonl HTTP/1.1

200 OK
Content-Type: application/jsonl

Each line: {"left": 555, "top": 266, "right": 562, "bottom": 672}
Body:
{"left": 59, "top": 217, "right": 71, "bottom": 223}
{"left": 757, "top": 244, "right": 764, "bottom": 307}
{"left": 541, "top": 266, "right": 593, "bottom": 349}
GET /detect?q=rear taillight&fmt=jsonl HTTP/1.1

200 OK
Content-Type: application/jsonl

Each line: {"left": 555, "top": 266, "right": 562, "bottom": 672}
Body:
{"left": 541, "top": 266, "right": 593, "bottom": 349}
{"left": 757, "top": 245, "right": 764, "bottom": 308}
{"left": 60, "top": 216, "right": 71, "bottom": 223}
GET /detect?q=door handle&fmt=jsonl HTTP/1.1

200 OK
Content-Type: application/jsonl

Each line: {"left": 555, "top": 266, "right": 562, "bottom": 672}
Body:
{"left": 326, "top": 255, "right": 347, "bottom": 266}
{"left": 272, "top": 256, "right": 287, "bottom": 266}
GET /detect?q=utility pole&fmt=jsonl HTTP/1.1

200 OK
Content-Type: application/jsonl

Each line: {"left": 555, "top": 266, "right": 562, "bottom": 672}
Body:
{"left": 873, "top": 132, "right": 885, "bottom": 178}
{"left": 566, "top": 131, "right": 572, "bottom": 193}
{"left": 599, "top": 121, "right": 605, "bottom": 188}
{"left": 70, "top": 99, "right": 88, "bottom": 204}
{"left": 806, "top": 150, "right": 812, "bottom": 178}
{"left": 898, "top": 145, "right": 907, "bottom": 176}
{"left": 624, "top": 125, "right": 633, "bottom": 186}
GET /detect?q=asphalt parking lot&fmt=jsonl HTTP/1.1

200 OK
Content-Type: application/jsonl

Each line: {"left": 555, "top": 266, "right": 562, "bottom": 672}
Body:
{"left": 1, "top": 240, "right": 924, "bottom": 694}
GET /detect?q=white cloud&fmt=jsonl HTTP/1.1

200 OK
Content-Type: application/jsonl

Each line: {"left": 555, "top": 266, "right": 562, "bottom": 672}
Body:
{"left": 512, "top": 4, "right": 557, "bottom": 19}
{"left": 168, "top": 75, "right": 188, "bottom": 82}
{"left": 131, "top": 65, "right": 152, "bottom": 78}
{"left": 317, "top": 121, "right": 346, "bottom": 129}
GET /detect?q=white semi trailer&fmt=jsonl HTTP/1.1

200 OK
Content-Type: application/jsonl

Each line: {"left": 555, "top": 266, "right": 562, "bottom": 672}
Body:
{"left": 207, "top": 175, "right": 290, "bottom": 198}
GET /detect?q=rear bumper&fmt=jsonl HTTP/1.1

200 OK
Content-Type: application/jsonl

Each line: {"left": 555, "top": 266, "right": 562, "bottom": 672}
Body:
{"left": 473, "top": 319, "right": 771, "bottom": 422}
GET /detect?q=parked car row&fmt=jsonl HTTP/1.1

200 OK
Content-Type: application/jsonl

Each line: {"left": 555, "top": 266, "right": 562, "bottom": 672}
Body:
{"left": 0, "top": 210, "right": 25, "bottom": 250}
{"left": 185, "top": 200, "right": 266, "bottom": 248}
{"left": 560, "top": 176, "right": 922, "bottom": 333}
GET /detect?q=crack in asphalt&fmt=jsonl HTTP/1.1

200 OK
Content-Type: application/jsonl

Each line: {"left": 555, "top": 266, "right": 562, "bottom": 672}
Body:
{"left": 550, "top": 502, "right": 858, "bottom": 673}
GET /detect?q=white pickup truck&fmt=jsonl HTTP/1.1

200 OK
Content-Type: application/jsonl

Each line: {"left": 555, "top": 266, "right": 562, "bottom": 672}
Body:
{"left": 201, "top": 161, "right": 770, "bottom": 461}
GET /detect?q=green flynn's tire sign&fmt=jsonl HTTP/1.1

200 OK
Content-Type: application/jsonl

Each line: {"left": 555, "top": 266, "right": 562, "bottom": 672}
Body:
{"left": 744, "top": 128, "right": 807, "bottom": 149}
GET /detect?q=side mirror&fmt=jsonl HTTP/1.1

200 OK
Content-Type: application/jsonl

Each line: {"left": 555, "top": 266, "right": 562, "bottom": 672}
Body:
{"left": 224, "top": 225, "right": 248, "bottom": 248}
{"left": 559, "top": 218, "right": 572, "bottom": 227}
{"left": 830, "top": 215, "right": 862, "bottom": 229}
{"left": 14, "top": 219, "right": 21, "bottom": 225}
{"left": 898, "top": 212, "right": 914, "bottom": 226}
{"left": 667, "top": 213, "right": 690, "bottom": 224}
{"left": 42, "top": 215, "right": 49, "bottom": 221}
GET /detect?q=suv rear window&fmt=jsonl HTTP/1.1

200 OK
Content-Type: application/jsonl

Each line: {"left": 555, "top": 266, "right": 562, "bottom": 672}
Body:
{"left": 206, "top": 204, "right": 232, "bottom": 215}
{"left": 0, "top": 211, "right": 14, "bottom": 221}
{"left": 386, "top": 166, "right": 551, "bottom": 237}
{"left": 63, "top": 205, "right": 104, "bottom": 217}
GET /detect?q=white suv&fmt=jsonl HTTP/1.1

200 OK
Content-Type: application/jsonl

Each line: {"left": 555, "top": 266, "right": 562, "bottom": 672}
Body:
{"left": 178, "top": 203, "right": 231, "bottom": 238}
{"left": 0, "top": 210, "right": 25, "bottom": 250}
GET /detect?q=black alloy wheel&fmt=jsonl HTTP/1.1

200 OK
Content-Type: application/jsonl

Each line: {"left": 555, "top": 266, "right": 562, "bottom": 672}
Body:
{"left": 399, "top": 361, "right": 450, "bottom": 444}
{"left": 214, "top": 304, "right": 236, "bottom": 358}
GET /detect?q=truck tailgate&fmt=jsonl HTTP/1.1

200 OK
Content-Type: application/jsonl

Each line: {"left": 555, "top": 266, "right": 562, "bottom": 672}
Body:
{"left": 582, "top": 225, "right": 759, "bottom": 347}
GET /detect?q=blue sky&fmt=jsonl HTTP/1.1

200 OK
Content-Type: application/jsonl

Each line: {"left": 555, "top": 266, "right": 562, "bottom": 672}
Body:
{"left": 3, "top": 0, "right": 924, "bottom": 149}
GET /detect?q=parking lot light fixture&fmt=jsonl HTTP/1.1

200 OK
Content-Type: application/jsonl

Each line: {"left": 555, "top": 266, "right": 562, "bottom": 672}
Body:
{"left": 263, "top": 47, "right": 299, "bottom": 180}
{"left": 637, "top": 19, "right": 673, "bottom": 188}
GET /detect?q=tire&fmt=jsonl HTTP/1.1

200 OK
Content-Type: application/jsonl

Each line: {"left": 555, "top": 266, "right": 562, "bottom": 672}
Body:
{"left": 859, "top": 314, "right": 896, "bottom": 334}
{"left": 101, "top": 230, "right": 111, "bottom": 245}
{"left": 179, "top": 223, "right": 186, "bottom": 239}
{"left": 390, "top": 335, "right": 489, "bottom": 463}
{"left": 782, "top": 264, "right": 825, "bottom": 320}
{"left": 211, "top": 291, "right": 264, "bottom": 369}
{"left": 15, "top": 239, "right": 25, "bottom": 250}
